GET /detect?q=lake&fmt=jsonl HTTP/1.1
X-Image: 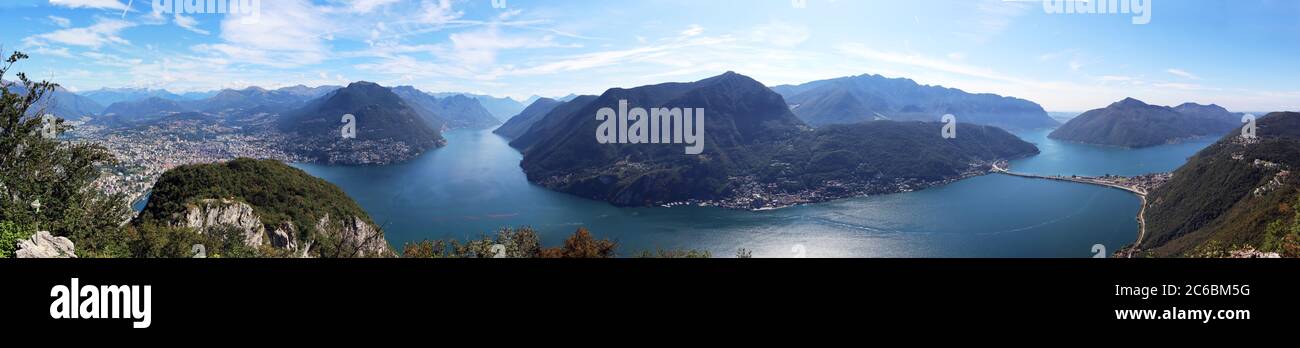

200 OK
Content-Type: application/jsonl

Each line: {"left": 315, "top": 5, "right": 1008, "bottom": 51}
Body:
{"left": 291, "top": 128, "right": 1216, "bottom": 258}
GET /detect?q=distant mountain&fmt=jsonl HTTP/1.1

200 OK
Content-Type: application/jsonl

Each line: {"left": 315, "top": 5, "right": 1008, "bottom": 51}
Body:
{"left": 100, "top": 97, "right": 193, "bottom": 121}
{"left": 390, "top": 86, "right": 447, "bottom": 129}
{"left": 432, "top": 92, "right": 525, "bottom": 121}
{"left": 771, "top": 74, "right": 1058, "bottom": 130}
{"left": 1048, "top": 98, "right": 1241, "bottom": 148}
{"left": 81, "top": 88, "right": 183, "bottom": 106}
{"left": 493, "top": 97, "right": 563, "bottom": 139}
{"left": 394, "top": 87, "right": 500, "bottom": 129}
{"left": 6, "top": 81, "right": 104, "bottom": 120}
{"left": 1047, "top": 111, "right": 1080, "bottom": 123}
{"left": 197, "top": 86, "right": 316, "bottom": 114}
{"left": 512, "top": 72, "right": 1038, "bottom": 208}
{"left": 276, "top": 85, "right": 341, "bottom": 99}
{"left": 178, "top": 90, "right": 219, "bottom": 100}
{"left": 509, "top": 95, "right": 598, "bottom": 152}
{"left": 134, "top": 158, "right": 392, "bottom": 257}
{"left": 1144, "top": 112, "right": 1300, "bottom": 257}
{"left": 278, "top": 82, "right": 445, "bottom": 165}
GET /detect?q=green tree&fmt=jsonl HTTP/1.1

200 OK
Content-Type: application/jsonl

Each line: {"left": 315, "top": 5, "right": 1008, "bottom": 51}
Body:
{"left": 0, "top": 51, "right": 132, "bottom": 257}
{"left": 0, "top": 220, "right": 32, "bottom": 258}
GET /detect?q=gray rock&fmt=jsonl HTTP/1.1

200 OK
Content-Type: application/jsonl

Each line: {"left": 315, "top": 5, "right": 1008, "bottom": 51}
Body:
{"left": 182, "top": 199, "right": 266, "bottom": 248}
{"left": 16, "top": 231, "right": 77, "bottom": 258}
{"left": 315, "top": 214, "right": 391, "bottom": 258}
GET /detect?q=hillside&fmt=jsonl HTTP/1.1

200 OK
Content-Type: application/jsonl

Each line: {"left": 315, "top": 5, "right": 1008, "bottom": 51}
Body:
{"left": 1143, "top": 112, "right": 1300, "bottom": 257}
{"left": 1048, "top": 98, "right": 1240, "bottom": 148}
{"left": 135, "top": 158, "right": 392, "bottom": 257}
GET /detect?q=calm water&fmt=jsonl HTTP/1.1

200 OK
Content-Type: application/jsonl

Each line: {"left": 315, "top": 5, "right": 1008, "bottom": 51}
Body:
{"left": 289, "top": 128, "right": 1214, "bottom": 258}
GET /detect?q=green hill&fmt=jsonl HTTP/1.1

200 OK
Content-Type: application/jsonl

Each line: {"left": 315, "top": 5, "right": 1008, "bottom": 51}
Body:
{"left": 1143, "top": 112, "right": 1300, "bottom": 257}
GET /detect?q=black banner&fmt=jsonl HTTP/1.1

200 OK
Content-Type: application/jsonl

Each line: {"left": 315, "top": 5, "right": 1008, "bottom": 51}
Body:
{"left": 2, "top": 259, "right": 1294, "bottom": 334}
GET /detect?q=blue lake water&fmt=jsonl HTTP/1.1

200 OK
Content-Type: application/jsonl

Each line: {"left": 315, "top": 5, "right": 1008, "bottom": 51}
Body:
{"left": 290, "top": 128, "right": 1215, "bottom": 258}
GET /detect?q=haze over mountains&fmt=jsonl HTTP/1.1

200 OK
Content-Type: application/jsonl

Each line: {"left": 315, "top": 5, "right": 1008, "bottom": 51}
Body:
{"left": 1049, "top": 98, "right": 1243, "bottom": 148}
{"left": 771, "top": 74, "right": 1059, "bottom": 130}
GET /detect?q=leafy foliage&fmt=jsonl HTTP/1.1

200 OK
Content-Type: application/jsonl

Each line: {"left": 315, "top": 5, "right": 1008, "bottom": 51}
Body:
{"left": 0, "top": 220, "right": 32, "bottom": 258}
{"left": 0, "top": 51, "right": 133, "bottom": 257}
{"left": 402, "top": 227, "right": 621, "bottom": 259}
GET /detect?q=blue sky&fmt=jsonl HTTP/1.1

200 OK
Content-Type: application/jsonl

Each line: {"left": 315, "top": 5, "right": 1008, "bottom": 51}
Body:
{"left": 1, "top": 0, "right": 1297, "bottom": 111}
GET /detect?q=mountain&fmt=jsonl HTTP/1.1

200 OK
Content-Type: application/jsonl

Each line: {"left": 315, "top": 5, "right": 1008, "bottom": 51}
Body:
{"left": 1143, "top": 112, "right": 1300, "bottom": 257}
{"left": 509, "top": 95, "right": 598, "bottom": 152}
{"left": 81, "top": 87, "right": 183, "bottom": 106}
{"left": 432, "top": 92, "right": 526, "bottom": 121}
{"left": 493, "top": 97, "right": 563, "bottom": 139}
{"left": 1048, "top": 98, "right": 1241, "bottom": 148}
{"left": 278, "top": 81, "right": 445, "bottom": 165}
{"left": 394, "top": 87, "right": 500, "bottom": 129}
{"left": 512, "top": 72, "right": 1038, "bottom": 208}
{"left": 134, "top": 158, "right": 392, "bottom": 257}
{"left": 101, "top": 97, "right": 193, "bottom": 120}
{"left": 276, "top": 85, "right": 342, "bottom": 99}
{"left": 771, "top": 74, "right": 1058, "bottom": 130}
{"left": 6, "top": 82, "right": 104, "bottom": 120}
{"left": 197, "top": 86, "right": 316, "bottom": 114}
{"left": 390, "top": 86, "right": 447, "bottom": 129}
{"left": 178, "top": 90, "right": 219, "bottom": 100}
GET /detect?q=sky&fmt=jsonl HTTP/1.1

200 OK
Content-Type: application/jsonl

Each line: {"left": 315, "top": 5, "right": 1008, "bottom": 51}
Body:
{"left": 0, "top": 0, "right": 1297, "bottom": 111}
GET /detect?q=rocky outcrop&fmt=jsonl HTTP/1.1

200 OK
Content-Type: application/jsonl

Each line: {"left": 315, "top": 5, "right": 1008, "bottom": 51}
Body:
{"left": 182, "top": 199, "right": 266, "bottom": 248}
{"left": 316, "top": 214, "right": 391, "bottom": 257}
{"left": 177, "top": 199, "right": 388, "bottom": 257}
{"left": 16, "top": 231, "right": 77, "bottom": 258}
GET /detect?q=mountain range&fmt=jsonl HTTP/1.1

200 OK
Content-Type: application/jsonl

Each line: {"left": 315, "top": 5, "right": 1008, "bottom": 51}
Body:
{"left": 5, "top": 81, "right": 104, "bottom": 120}
{"left": 1049, "top": 98, "right": 1242, "bottom": 148}
{"left": 394, "top": 87, "right": 499, "bottom": 130}
{"left": 770, "top": 74, "right": 1058, "bottom": 130}
{"left": 81, "top": 88, "right": 186, "bottom": 107}
{"left": 510, "top": 72, "right": 1039, "bottom": 208}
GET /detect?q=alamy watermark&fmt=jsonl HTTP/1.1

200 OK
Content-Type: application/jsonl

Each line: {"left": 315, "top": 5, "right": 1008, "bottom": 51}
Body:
{"left": 151, "top": 0, "right": 261, "bottom": 25}
{"left": 595, "top": 100, "right": 706, "bottom": 155}
{"left": 1039, "top": 0, "right": 1152, "bottom": 25}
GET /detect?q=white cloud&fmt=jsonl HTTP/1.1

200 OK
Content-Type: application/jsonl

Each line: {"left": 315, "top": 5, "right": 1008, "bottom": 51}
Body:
{"left": 174, "top": 14, "right": 210, "bottom": 35}
{"left": 750, "top": 21, "right": 809, "bottom": 47}
{"left": 1166, "top": 68, "right": 1201, "bottom": 80}
{"left": 681, "top": 25, "right": 704, "bottom": 37}
{"left": 346, "top": 0, "right": 400, "bottom": 13}
{"left": 23, "top": 18, "right": 135, "bottom": 49}
{"left": 49, "top": 0, "right": 127, "bottom": 10}
{"left": 208, "top": 0, "right": 332, "bottom": 67}
{"left": 48, "top": 16, "right": 72, "bottom": 28}
{"left": 443, "top": 26, "right": 565, "bottom": 66}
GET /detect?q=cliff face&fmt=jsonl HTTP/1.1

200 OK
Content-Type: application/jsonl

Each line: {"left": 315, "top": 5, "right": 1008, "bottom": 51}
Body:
{"left": 179, "top": 199, "right": 391, "bottom": 257}
{"left": 182, "top": 199, "right": 267, "bottom": 248}
{"left": 315, "top": 214, "right": 391, "bottom": 258}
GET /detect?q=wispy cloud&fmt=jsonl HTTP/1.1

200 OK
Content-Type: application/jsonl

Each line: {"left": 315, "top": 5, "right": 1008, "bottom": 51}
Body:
{"left": 23, "top": 17, "right": 135, "bottom": 49}
{"left": 48, "top": 0, "right": 128, "bottom": 10}
{"left": 1165, "top": 68, "right": 1201, "bottom": 80}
